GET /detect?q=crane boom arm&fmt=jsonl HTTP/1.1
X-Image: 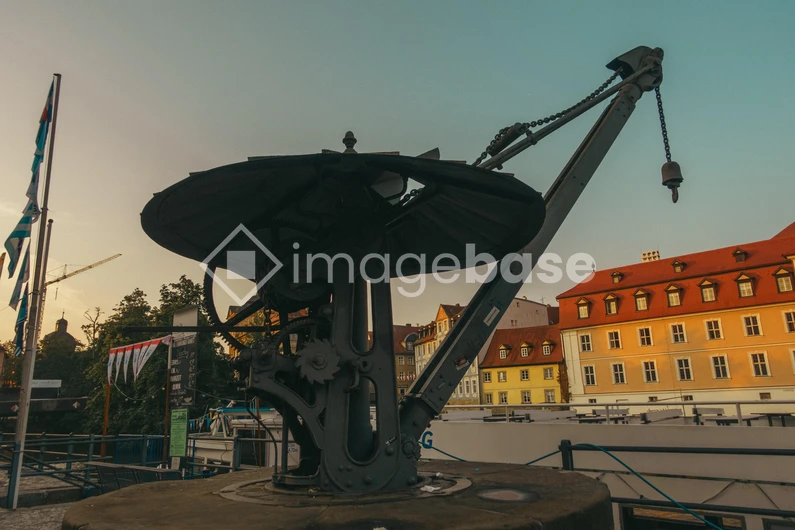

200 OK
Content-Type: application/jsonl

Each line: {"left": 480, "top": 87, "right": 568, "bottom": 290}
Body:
{"left": 45, "top": 254, "right": 122, "bottom": 286}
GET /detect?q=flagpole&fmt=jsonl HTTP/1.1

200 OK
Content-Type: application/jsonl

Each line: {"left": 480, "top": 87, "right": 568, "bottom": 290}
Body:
{"left": 29, "top": 219, "right": 53, "bottom": 344}
{"left": 10, "top": 73, "right": 62, "bottom": 510}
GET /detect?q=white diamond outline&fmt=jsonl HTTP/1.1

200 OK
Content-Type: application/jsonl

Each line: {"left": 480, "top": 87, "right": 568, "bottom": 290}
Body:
{"left": 199, "top": 224, "right": 284, "bottom": 307}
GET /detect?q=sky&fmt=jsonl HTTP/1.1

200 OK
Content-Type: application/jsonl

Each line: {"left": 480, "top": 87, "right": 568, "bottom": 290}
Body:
{"left": 1, "top": 1, "right": 795, "bottom": 344}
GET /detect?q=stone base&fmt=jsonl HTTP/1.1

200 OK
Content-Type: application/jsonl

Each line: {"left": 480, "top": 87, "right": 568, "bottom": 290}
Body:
{"left": 62, "top": 461, "right": 613, "bottom": 529}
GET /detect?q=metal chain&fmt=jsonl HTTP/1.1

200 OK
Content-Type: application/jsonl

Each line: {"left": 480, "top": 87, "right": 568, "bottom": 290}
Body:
{"left": 655, "top": 86, "right": 672, "bottom": 163}
{"left": 472, "top": 69, "right": 623, "bottom": 166}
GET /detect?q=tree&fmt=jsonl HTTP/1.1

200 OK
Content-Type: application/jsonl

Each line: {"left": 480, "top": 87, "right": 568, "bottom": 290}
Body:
{"left": 1, "top": 340, "right": 21, "bottom": 387}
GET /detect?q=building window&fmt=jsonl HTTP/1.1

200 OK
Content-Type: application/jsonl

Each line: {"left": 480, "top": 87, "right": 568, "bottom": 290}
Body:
{"left": 712, "top": 355, "right": 729, "bottom": 379}
{"left": 760, "top": 392, "right": 772, "bottom": 400}
{"left": 520, "top": 346, "right": 529, "bottom": 357}
{"left": 499, "top": 347, "right": 508, "bottom": 360}
{"left": 579, "top": 334, "right": 592, "bottom": 352}
{"left": 583, "top": 366, "right": 596, "bottom": 386}
{"left": 638, "top": 327, "right": 652, "bottom": 346}
{"left": 776, "top": 272, "right": 794, "bottom": 293}
{"left": 485, "top": 393, "right": 493, "bottom": 404}
{"left": 588, "top": 398, "right": 597, "bottom": 404}
{"left": 483, "top": 371, "right": 492, "bottom": 383}
{"left": 520, "top": 369, "right": 529, "bottom": 381}
{"left": 544, "top": 390, "right": 556, "bottom": 403}
{"left": 648, "top": 396, "right": 658, "bottom": 402}
{"left": 399, "top": 371, "right": 405, "bottom": 379}
{"left": 612, "top": 363, "right": 626, "bottom": 384}
{"left": 608, "top": 331, "right": 621, "bottom": 349}
{"left": 399, "top": 388, "right": 406, "bottom": 396}
{"left": 499, "top": 392, "right": 508, "bottom": 404}
{"left": 671, "top": 323, "right": 687, "bottom": 343}
{"left": 635, "top": 294, "right": 648, "bottom": 311}
{"left": 398, "top": 356, "right": 405, "bottom": 365}
{"left": 733, "top": 248, "right": 747, "bottom": 262}
{"left": 677, "top": 358, "right": 693, "bottom": 381}
{"left": 736, "top": 274, "right": 755, "bottom": 297}
{"left": 522, "top": 391, "right": 531, "bottom": 404}
{"left": 751, "top": 352, "right": 770, "bottom": 377}
{"left": 408, "top": 356, "right": 414, "bottom": 365}
{"left": 643, "top": 361, "right": 658, "bottom": 383}
{"left": 498, "top": 371, "right": 507, "bottom": 382}
{"left": 785, "top": 312, "right": 795, "bottom": 333}
{"left": 683, "top": 395, "right": 694, "bottom": 401}
{"left": 465, "top": 381, "right": 470, "bottom": 394}
{"left": 706, "top": 320, "right": 722, "bottom": 340}
{"left": 458, "top": 383, "right": 463, "bottom": 394}
{"left": 542, "top": 344, "right": 551, "bottom": 356}
{"left": 701, "top": 284, "right": 716, "bottom": 302}
{"left": 577, "top": 299, "right": 590, "bottom": 319}
{"left": 744, "top": 315, "right": 761, "bottom": 336}
{"left": 605, "top": 297, "right": 618, "bottom": 315}
{"left": 672, "top": 260, "right": 685, "bottom": 273}
{"left": 544, "top": 367, "right": 554, "bottom": 380}
{"left": 667, "top": 290, "right": 681, "bottom": 307}
{"left": 611, "top": 271, "right": 623, "bottom": 283}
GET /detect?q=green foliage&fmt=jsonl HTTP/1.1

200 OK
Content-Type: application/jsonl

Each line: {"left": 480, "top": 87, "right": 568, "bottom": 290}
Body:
{"left": 25, "top": 276, "right": 239, "bottom": 435}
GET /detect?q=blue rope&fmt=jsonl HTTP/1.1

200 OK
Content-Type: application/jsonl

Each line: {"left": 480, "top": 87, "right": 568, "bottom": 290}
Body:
{"left": 574, "top": 443, "right": 723, "bottom": 530}
{"left": 524, "top": 449, "right": 561, "bottom": 466}
{"left": 420, "top": 440, "right": 467, "bottom": 462}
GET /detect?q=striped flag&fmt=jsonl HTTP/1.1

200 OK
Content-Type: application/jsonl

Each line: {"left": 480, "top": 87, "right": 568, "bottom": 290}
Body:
{"left": 26, "top": 81, "right": 55, "bottom": 222}
{"left": 3, "top": 211, "right": 33, "bottom": 278}
{"left": 9, "top": 244, "right": 30, "bottom": 309}
{"left": 13, "top": 286, "right": 29, "bottom": 356}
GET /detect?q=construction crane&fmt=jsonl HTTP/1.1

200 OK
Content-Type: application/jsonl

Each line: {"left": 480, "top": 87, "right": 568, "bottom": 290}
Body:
{"left": 37, "top": 254, "right": 122, "bottom": 341}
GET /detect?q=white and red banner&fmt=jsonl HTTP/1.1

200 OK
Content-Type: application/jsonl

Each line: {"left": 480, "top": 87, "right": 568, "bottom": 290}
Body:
{"left": 107, "top": 335, "right": 172, "bottom": 384}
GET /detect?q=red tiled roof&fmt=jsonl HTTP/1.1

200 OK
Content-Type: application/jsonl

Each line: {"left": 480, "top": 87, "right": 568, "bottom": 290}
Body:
{"left": 773, "top": 221, "right": 795, "bottom": 239}
{"left": 439, "top": 304, "right": 465, "bottom": 319}
{"left": 480, "top": 325, "right": 563, "bottom": 368}
{"left": 557, "top": 225, "right": 795, "bottom": 329}
{"left": 393, "top": 324, "right": 421, "bottom": 354}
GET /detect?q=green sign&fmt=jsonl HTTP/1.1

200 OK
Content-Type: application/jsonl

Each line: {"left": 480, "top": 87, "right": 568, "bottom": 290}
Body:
{"left": 169, "top": 408, "right": 189, "bottom": 457}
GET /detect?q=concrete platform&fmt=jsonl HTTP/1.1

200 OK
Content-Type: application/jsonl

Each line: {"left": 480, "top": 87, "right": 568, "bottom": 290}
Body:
{"left": 62, "top": 461, "right": 613, "bottom": 529}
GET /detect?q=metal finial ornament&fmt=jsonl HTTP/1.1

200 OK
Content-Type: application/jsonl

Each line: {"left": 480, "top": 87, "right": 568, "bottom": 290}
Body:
{"left": 342, "top": 131, "right": 357, "bottom": 153}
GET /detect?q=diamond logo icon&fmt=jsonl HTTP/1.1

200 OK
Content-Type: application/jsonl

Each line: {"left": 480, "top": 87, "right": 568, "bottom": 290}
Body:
{"left": 200, "top": 224, "right": 283, "bottom": 306}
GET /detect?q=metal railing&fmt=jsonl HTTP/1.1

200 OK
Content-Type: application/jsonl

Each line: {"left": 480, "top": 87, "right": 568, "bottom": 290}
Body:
{"left": 0, "top": 433, "right": 166, "bottom": 508}
{"left": 558, "top": 439, "right": 795, "bottom": 520}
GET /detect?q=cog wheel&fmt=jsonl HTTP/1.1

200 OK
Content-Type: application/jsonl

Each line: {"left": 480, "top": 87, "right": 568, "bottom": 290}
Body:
{"left": 294, "top": 339, "right": 340, "bottom": 384}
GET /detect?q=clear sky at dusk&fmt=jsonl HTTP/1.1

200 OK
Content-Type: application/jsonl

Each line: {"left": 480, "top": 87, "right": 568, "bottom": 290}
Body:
{"left": 1, "top": 1, "right": 794, "bottom": 342}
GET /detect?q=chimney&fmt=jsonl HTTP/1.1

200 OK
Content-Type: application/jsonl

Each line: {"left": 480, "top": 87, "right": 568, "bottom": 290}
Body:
{"left": 641, "top": 250, "right": 660, "bottom": 262}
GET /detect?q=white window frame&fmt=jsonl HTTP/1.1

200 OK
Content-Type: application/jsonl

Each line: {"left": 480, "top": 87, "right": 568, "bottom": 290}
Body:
{"left": 670, "top": 323, "right": 687, "bottom": 344}
{"left": 638, "top": 327, "right": 653, "bottom": 347}
{"left": 643, "top": 360, "right": 659, "bottom": 383}
{"left": 520, "top": 369, "right": 529, "bottom": 381}
{"left": 605, "top": 299, "right": 617, "bottom": 315}
{"left": 499, "top": 392, "right": 508, "bottom": 404}
{"left": 710, "top": 354, "right": 730, "bottom": 379}
{"left": 543, "top": 367, "right": 554, "bottom": 380}
{"left": 579, "top": 333, "right": 592, "bottom": 352}
{"left": 521, "top": 391, "right": 532, "bottom": 404}
{"left": 738, "top": 280, "right": 755, "bottom": 298}
{"left": 667, "top": 290, "right": 681, "bottom": 307}
{"left": 743, "top": 314, "right": 763, "bottom": 337}
{"left": 520, "top": 346, "right": 529, "bottom": 357}
{"left": 777, "top": 274, "right": 794, "bottom": 293}
{"left": 498, "top": 371, "right": 507, "bottom": 383}
{"left": 483, "top": 371, "right": 491, "bottom": 383}
{"left": 701, "top": 285, "right": 716, "bottom": 302}
{"left": 578, "top": 304, "right": 589, "bottom": 319}
{"left": 398, "top": 356, "right": 405, "bottom": 365}
{"left": 544, "top": 389, "right": 556, "bottom": 403}
{"left": 499, "top": 348, "right": 508, "bottom": 359}
{"left": 583, "top": 365, "right": 597, "bottom": 386}
{"left": 611, "top": 362, "right": 626, "bottom": 385}
{"left": 607, "top": 330, "right": 622, "bottom": 349}
{"left": 783, "top": 310, "right": 795, "bottom": 333}
{"left": 408, "top": 356, "right": 414, "bottom": 365}
{"left": 705, "top": 319, "right": 723, "bottom": 340}
{"left": 675, "top": 357, "right": 693, "bottom": 381}
{"left": 635, "top": 295, "right": 648, "bottom": 311}
{"left": 749, "top": 351, "right": 771, "bottom": 377}
{"left": 542, "top": 344, "right": 551, "bottom": 356}
{"left": 485, "top": 393, "right": 493, "bottom": 404}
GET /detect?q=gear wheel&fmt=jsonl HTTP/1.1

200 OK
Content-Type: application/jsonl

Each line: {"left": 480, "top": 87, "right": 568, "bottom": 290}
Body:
{"left": 294, "top": 339, "right": 340, "bottom": 384}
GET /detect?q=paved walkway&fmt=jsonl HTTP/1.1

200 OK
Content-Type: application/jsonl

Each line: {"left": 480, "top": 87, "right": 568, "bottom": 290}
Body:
{"left": 0, "top": 503, "right": 72, "bottom": 530}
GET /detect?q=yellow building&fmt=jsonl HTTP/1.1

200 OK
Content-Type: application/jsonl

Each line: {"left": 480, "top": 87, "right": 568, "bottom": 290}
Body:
{"left": 558, "top": 223, "right": 795, "bottom": 407}
{"left": 480, "top": 325, "right": 565, "bottom": 405}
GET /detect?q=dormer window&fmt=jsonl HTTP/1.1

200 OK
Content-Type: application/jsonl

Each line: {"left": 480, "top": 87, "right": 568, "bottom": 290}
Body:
{"left": 542, "top": 340, "right": 555, "bottom": 355}
{"left": 699, "top": 279, "right": 717, "bottom": 303}
{"left": 520, "top": 342, "right": 531, "bottom": 357}
{"left": 611, "top": 271, "right": 624, "bottom": 284}
{"left": 733, "top": 248, "right": 748, "bottom": 263}
{"left": 774, "top": 268, "right": 794, "bottom": 293}
{"left": 604, "top": 294, "right": 619, "bottom": 315}
{"left": 498, "top": 345, "right": 510, "bottom": 360}
{"left": 735, "top": 274, "right": 755, "bottom": 298}
{"left": 672, "top": 260, "right": 685, "bottom": 273}
{"left": 665, "top": 284, "right": 682, "bottom": 307}
{"left": 576, "top": 298, "right": 590, "bottom": 319}
{"left": 633, "top": 289, "right": 649, "bottom": 311}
